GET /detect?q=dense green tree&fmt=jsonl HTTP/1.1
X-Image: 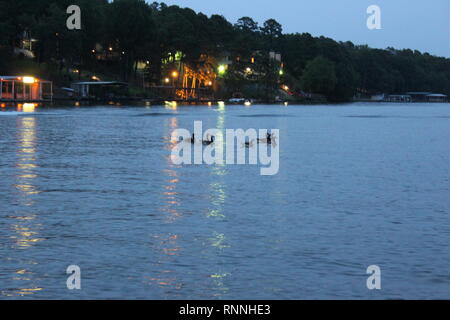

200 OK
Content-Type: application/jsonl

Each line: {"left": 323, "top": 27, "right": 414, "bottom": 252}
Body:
{"left": 301, "top": 56, "right": 337, "bottom": 96}
{"left": 236, "top": 17, "right": 259, "bottom": 33}
{"left": 260, "top": 19, "right": 283, "bottom": 51}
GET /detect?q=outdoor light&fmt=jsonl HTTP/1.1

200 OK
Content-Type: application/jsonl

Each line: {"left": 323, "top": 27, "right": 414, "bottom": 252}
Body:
{"left": 172, "top": 71, "right": 179, "bottom": 78}
{"left": 164, "top": 78, "right": 170, "bottom": 83}
{"left": 279, "top": 69, "right": 284, "bottom": 75}
{"left": 22, "top": 76, "right": 35, "bottom": 84}
{"left": 246, "top": 67, "right": 252, "bottom": 73}
{"left": 23, "top": 103, "right": 36, "bottom": 112}
{"left": 218, "top": 65, "right": 226, "bottom": 75}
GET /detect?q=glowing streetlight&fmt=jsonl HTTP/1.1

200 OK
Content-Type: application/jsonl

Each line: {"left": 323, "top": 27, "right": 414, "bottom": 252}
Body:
{"left": 218, "top": 65, "right": 226, "bottom": 76}
{"left": 164, "top": 77, "right": 170, "bottom": 84}
{"left": 172, "top": 71, "right": 179, "bottom": 78}
{"left": 22, "top": 76, "right": 36, "bottom": 84}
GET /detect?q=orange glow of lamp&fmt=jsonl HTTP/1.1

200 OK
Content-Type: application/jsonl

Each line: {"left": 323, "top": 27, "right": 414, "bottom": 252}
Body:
{"left": 23, "top": 77, "right": 36, "bottom": 84}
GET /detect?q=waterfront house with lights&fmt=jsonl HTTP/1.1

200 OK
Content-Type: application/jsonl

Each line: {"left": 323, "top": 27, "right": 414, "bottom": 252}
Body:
{"left": 0, "top": 76, "right": 53, "bottom": 102}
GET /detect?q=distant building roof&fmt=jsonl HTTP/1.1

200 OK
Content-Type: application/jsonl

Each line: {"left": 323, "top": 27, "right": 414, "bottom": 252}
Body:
{"left": 406, "top": 92, "right": 432, "bottom": 95}
{"left": 426, "top": 93, "right": 447, "bottom": 97}
{"left": 72, "top": 81, "right": 128, "bottom": 86}
{"left": 0, "top": 76, "right": 51, "bottom": 82}
{"left": 0, "top": 76, "right": 20, "bottom": 80}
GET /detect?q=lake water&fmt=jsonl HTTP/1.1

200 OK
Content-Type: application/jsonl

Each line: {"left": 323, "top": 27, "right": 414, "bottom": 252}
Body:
{"left": 0, "top": 103, "right": 449, "bottom": 299}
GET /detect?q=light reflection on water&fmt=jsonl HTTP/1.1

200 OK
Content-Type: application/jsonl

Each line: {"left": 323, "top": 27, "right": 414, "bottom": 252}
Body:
{"left": 3, "top": 116, "right": 44, "bottom": 297}
{"left": 146, "top": 116, "right": 184, "bottom": 296}
{"left": 13, "top": 117, "right": 43, "bottom": 248}
{"left": 208, "top": 105, "right": 230, "bottom": 296}
{"left": 0, "top": 104, "right": 449, "bottom": 299}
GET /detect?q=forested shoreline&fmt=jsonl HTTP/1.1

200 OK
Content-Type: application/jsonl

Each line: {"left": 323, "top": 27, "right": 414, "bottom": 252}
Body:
{"left": 1, "top": 0, "right": 449, "bottom": 101}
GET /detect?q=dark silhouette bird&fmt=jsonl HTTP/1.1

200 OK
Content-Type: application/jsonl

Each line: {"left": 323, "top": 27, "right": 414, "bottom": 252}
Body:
{"left": 180, "top": 133, "right": 196, "bottom": 144}
{"left": 258, "top": 133, "right": 273, "bottom": 144}
{"left": 202, "top": 135, "right": 215, "bottom": 146}
{"left": 244, "top": 140, "right": 254, "bottom": 148}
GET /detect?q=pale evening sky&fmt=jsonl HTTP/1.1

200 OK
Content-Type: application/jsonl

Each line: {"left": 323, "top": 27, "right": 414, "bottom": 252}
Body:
{"left": 157, "top": 0, "right": 450, "bottom": 58}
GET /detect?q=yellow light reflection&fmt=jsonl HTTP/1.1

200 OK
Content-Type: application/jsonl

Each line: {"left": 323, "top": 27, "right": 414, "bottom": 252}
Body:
{"left": 12, "top": 117, "right": 42, "bottom": 247}
{"left": 145, "top": 233, "right": 184, "bottom": 293}
{"left": 15, "top": 117, "right": 39, "bottom": 197}
{"left": 210, "top": 232, "right": 229, "bottom": 249}
{"left": 161, "top": 117, "right": 181, "bottom": 222}
{"left": 2, "top": 116, "right": 45, "bottom": 298}
{"left": 22, "top": 103, "right": 36, "bottom": 113}
{"left": 165, "top": 101, "right": 178, "bottom": 110}
{"left": 207, "top": 107, "right": 231, "bottom": 297}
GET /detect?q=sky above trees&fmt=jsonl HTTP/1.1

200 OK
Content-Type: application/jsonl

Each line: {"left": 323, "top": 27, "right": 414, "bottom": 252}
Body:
{"left": 161, "top": 0, "right": 450, "bottom": 58}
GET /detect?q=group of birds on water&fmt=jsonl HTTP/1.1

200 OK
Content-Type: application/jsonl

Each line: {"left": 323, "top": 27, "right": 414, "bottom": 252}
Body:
{"left": 179, "top": 133, "right": 275, "bottom": 147}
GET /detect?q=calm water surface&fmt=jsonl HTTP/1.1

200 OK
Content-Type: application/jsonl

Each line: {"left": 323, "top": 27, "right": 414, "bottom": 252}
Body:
{"left": 0, "top": 103, "right": 449, "bottom": 299}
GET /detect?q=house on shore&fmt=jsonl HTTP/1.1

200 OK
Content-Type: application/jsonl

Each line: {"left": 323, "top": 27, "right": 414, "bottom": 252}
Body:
{"left": 14, "top": 31, "right": 38, "bottom": 59}
{"left": 384, "top": 92, "right": 448, "bottom": 103}
{"left": 425, "top": 93, "right": 448, "bottom": 103}
{"left": 0, "top": 76, "right": 53, "bottom": 102}
{"left": 70, "top": 81, "right": 128, "bottom": 99}
{"left": 386, "top": 94, "right": 412, "bottom": 102}
{"left": 406, "top": 92, "right": 448, "bottom": 102}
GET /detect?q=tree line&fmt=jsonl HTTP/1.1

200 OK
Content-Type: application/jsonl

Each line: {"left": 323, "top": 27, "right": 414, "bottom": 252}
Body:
{"left": 0, "top": 0, "right": 449, "bottom": 101}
